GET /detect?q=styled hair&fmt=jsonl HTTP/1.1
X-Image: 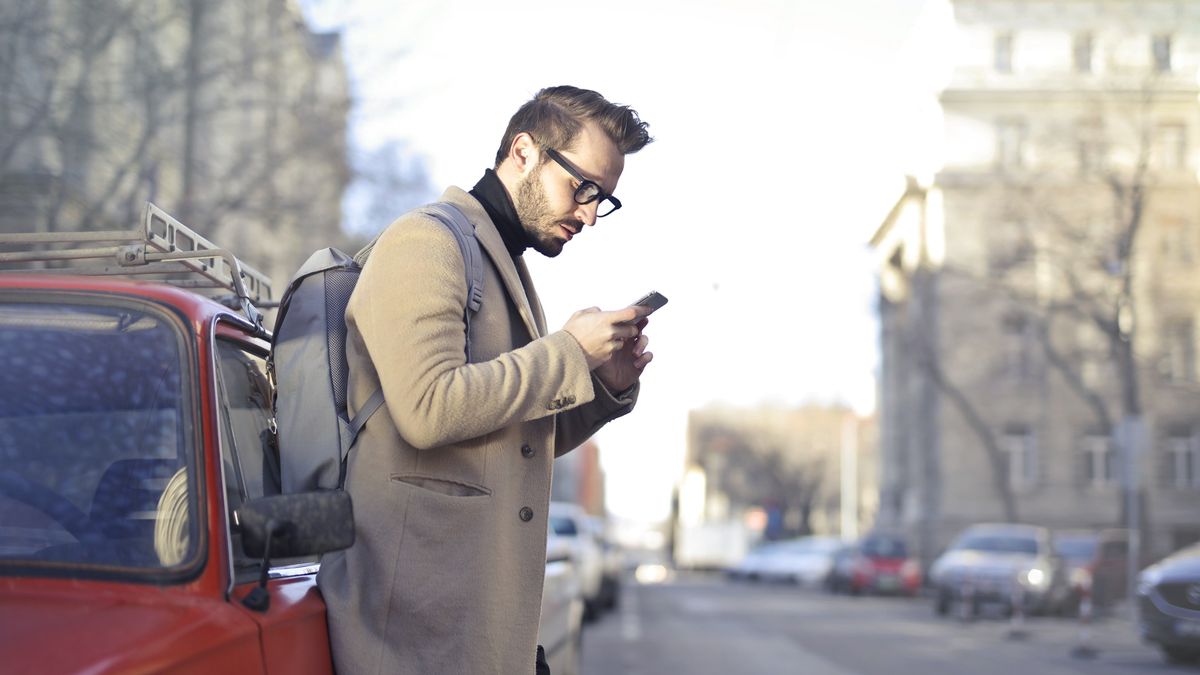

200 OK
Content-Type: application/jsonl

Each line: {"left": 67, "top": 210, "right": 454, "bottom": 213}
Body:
{"left": 493, "top": 85, "right": 653, "bottom": 168}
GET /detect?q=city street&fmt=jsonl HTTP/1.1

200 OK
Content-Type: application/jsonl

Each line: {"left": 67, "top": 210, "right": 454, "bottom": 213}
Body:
{"left": 581, "top": 570, "right": 1192, "bottom": 675}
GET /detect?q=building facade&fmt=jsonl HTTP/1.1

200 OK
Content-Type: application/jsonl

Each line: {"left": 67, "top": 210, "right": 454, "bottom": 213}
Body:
{"left": 872, "top": 0, "right": 1200, "bottom": 566}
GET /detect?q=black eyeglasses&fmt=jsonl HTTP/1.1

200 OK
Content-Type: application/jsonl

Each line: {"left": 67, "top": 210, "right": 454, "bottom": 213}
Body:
{"left": 544, "top": 147, "right": 622, "bottom": 217}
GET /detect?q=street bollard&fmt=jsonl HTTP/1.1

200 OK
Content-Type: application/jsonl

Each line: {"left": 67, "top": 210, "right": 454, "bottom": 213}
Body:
{"left": 958, "top": 576, "right": 975, "bottom": 624}
{"left": 1070, "top": 585, "right": 1099, "bottom": 659}
{"left": 1007, "top": 579, "right": 1028, "bottom": 640}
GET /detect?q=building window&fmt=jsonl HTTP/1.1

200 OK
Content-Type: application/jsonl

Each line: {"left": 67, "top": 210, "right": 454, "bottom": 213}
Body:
{"left": 1073, "top": 33, "right": 1093, "bottom": 73}
{"left": 1165, "top": 435, "right": 1199, "bottom": 489}
{"left": 1002, "top": 314, "right": 1036, "bottom": 378}
{"left": 997, "top": 119, "right": 1026, "bottom": 168}
{"left": 1163, "top": 318, "right": 1196, "bottom": 383}
{"left": 995, "top": 32, "right": 1014, "bottom": 73}
{"left": 1082, "top": 434, "right": 1116, "bottom": 488}
{"left": 1152, "top": 34, "right": 1172, "bottom": 73}
{"left": 1153, "top": 123, "right": 1187, "bottom": 171}
{"left": 1004, "top": 429, "right": 1037, "bottom": 490}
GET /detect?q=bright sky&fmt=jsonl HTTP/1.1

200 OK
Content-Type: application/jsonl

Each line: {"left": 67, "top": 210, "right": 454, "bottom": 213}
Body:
{"left": 301, "top": 0, "right": 951, "bottom": 524}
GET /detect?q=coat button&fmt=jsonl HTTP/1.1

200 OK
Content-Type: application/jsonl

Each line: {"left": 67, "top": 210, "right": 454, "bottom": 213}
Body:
{"left": 521, "top": 444, "right": 535, "bottom": 458}
{"left": 519, "top": 507, "right": 534, "bottom": 522}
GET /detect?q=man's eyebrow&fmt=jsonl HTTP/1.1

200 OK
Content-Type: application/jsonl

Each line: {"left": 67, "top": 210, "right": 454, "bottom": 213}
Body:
{"left": 563, "top": 152, "right": 606, "bottom": 186}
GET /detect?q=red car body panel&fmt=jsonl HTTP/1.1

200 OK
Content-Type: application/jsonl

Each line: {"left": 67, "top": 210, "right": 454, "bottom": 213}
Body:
{"left": 0, "top": 579, "right": 264, "bottom": 674}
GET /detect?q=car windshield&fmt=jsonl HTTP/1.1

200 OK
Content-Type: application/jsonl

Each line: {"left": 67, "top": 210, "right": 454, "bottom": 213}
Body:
{"left": 861, "top": 536, "right": 908, "bottom": 558}
{"left": 1054, "top": 536, "right": 1098, "bottom": 561}
{"left": 953, "top": 533, "right": 1038, "bottom": 555}
{"left": 0, "top": 298, "right": 197, "bottom": 575}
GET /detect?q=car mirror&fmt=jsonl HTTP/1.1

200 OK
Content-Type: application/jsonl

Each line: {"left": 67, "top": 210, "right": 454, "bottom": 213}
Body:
{"left": 238, "top": 490, "right": 355, "bottom": 559}
{"left": 236, "top": 491, "right": 354, "bottom": 613}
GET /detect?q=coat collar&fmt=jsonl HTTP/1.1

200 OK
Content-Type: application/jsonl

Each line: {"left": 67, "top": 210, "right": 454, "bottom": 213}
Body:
{"left": 439, "top": 187, "right": 542, "bottom": 340}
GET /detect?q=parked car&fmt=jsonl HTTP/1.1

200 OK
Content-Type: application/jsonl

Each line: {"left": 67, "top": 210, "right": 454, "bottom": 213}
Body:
{"left": 0, "top": 205, "right": 348, "bottom": 674}
{"left": 539, "top": 531, "right": 584, "bottom": 675}
{"left": 1136, "top": 542, "right": 1200, "bottom": 665}
{"left": 830, "top": 532, "right": 921, "bottom": 596}
{"left": 586, "top": 515, "right": 623, "bottom": 610}
{"left": 754, "top": 536, "right": 846, "bottom": 587}
{"left": 0, "top": 205, "right": 583, "bottom": 673}
{"left": 929, "top": 523, "right": 1069, "bottom": 617}
{"left": 549, "top": 501, "right": 606, "bottom": 619}
{"left": 1053, "top": 528, "right": 1130, "bottom": 612}
{"left": 726, "top": 539, "right": 784, "bottom": 581}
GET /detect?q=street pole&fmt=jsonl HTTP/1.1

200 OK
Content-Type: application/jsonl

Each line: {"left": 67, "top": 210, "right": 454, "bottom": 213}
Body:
{"left": 841, "top": 416, "right": 859, "bottom": 541}
{"left": 1119, "top": 416, "right": 1144, "bottom": 612}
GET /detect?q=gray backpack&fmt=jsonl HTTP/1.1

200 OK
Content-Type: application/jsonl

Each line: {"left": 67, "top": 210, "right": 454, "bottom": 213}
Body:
{"left": 270, "top": 203, "right": 483, "bottom": 492}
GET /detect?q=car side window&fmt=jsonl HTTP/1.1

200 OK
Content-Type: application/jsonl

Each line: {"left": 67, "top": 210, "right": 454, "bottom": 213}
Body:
{"left": 215, "top": 339, "right": 282, "bottom": 580}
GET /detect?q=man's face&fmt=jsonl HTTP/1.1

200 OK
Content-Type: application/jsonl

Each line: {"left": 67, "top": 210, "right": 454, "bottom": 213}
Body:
{"left": 514, "top": 121, "right": 624, "bottom": 257}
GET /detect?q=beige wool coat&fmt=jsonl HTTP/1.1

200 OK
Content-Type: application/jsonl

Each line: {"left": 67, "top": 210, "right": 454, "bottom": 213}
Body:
{"left": 317, "top": 186, "right": 637, "bottom": 674}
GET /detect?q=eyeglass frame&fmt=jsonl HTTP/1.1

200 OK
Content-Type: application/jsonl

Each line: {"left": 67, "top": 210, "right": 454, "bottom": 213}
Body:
{"left": 543, "top": 147, "right": 622, "bottom": 217}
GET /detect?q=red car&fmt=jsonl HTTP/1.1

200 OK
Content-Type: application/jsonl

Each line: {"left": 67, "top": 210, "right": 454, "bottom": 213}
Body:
{"left": 832, "top": 532, "right": 922, "bottom": 596}
{"left": 0, "top": 205, "right": 351, "bottom": 674}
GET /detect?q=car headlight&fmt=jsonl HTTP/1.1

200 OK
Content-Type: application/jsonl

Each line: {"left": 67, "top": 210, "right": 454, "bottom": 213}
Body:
{"left": 1136, "top": 566, "right": 1162, "bottom": 596}
{"left": 1069, "top": 567, "right": 1092, "bottom": 590}
{"left": 1020, "top": 568, "right": 1048, "bottom": 589}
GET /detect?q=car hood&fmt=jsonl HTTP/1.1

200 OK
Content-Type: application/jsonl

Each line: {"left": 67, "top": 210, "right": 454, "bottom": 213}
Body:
{"left": 0, "top": 585, "right": 257, "bottom": 674}
{"left": 933, "top": 550, "right": 1038, "bottom": 576}
{"left": 1156, "top": 547, "right": 1200, "bottom": 582}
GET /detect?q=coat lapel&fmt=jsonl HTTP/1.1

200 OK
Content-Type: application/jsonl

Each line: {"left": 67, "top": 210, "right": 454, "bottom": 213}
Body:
{"left": 441, "top": 187, "right": 541, "bottom": 340}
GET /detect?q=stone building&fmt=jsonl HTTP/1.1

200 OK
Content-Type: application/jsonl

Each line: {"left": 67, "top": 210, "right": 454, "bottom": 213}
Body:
{"left": 0, "top": 0, "right": 351, "bottom": 287}
{"left": 872, "top": 0, "right": 1200, "bottom": 565}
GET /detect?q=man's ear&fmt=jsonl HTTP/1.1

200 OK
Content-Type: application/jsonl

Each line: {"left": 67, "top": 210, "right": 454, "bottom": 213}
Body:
{"left": 510, "top": 132, "right": 539, "bottom": 176}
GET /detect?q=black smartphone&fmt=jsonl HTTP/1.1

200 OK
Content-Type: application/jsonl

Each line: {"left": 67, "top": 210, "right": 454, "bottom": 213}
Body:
{"left": 632, "top": 290, "right": 669, "bottom": 314}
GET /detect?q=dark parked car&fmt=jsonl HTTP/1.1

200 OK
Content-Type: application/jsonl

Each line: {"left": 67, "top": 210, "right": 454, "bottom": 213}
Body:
{"left": 829, "top": 532, "right": 921, "bottom": 596}
{"left": 929, "top": 523, "right": 1069, "bottom": 617}
{"left": 1137, "top": 542, "right": 1200, "bottom": 665}
{"left": 1053, "top": 528, "right": 1129, "bottom": 612}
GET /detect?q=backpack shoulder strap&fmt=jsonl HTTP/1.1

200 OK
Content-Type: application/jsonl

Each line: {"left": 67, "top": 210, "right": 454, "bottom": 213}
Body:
{"left": 424, "top": 202, "right": 484, "bottom": 361}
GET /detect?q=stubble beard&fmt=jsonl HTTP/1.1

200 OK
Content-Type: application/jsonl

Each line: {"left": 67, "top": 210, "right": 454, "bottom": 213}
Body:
{"left": 515, "top": 168, "right": 571, "bottom": 258}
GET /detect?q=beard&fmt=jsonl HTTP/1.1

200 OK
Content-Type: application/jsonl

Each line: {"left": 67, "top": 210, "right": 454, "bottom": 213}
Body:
{"left": 514, "top": 168, "right": 578, "bottom": 257}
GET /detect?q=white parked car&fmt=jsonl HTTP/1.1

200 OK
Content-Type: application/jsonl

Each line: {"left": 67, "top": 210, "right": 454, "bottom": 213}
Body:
{"left": 538, "top": 531, "right": 584, "bottom": 675}
{"left": 727, "top": 536, "right": 845, "bottom": 586}
{"left": 759, "top": 536, "right": 846, "bottom": 586}
{"left": 549, "top": 501, "right": 606, "bottom": 619}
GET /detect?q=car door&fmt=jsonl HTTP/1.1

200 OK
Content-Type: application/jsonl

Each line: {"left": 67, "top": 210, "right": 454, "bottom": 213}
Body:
{"left": 213, "top": 325, "right": 334, "bottom": 674}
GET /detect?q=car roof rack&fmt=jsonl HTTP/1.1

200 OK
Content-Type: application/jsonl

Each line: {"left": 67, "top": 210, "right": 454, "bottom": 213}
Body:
{"left": 0, "top": 202, "right": 272, "bottom": 332}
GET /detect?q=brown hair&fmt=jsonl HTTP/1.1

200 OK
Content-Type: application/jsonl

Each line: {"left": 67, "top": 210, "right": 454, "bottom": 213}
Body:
{"left": 493, "top": 85, "right": 653, "bottom": 168}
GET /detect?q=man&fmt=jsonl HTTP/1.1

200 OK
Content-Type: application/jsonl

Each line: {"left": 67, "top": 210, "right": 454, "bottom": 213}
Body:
{"left": 317, "top": 85, "right": 654, "bottom": 674}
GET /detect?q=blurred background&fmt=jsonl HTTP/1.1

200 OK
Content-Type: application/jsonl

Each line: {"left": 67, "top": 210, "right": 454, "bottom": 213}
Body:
{"left": 3, "top": 0, "right": 1200, "bottom": 671}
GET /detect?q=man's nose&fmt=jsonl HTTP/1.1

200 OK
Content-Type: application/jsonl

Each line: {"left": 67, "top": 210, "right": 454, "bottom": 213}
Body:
{"left": 576, "top": 201, "right": 599, "bottom": 228}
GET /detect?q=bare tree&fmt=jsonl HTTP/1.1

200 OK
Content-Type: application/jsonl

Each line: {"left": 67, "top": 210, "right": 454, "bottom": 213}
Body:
{"left": 0, "top": 0, "right": 357, "bottom": 284}
{"left": 693, "top": 420, "right": 830, "bottom": 539}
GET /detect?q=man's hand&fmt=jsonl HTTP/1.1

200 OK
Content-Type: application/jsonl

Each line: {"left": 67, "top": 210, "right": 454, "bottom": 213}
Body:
{"left": 562, "top": 306, "right": 652, "bottom": 373}
{"left": 595, "top": 318, "right": 653, "bottom": 392}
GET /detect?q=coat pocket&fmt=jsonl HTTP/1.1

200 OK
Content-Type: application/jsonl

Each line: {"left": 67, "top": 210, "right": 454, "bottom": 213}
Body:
{"left": 391, "top": 473, "right": 492, "bottom": 498}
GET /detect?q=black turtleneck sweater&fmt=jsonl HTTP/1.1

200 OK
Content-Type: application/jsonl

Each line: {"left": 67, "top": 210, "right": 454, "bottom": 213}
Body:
{"left": 470, "top": 169, "right": 532, "bottom": 258}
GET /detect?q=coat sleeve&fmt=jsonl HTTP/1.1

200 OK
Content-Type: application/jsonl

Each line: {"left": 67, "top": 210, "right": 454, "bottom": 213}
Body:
{"left": 553, "top": 377, "right": 638, "bottom": 457}
{"left": 349, "top": 214, "right": 595, "bottom": 451}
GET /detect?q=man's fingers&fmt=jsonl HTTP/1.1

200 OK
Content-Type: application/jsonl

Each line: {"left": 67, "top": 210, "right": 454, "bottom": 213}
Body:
{"left": 634, "top": 334, "right": 649, "bottom": 357}
{"left": 635, "top": 351, "right": 653, "bottom": 369}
